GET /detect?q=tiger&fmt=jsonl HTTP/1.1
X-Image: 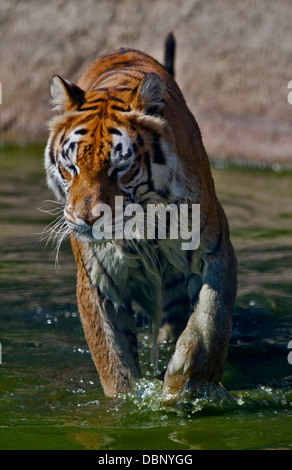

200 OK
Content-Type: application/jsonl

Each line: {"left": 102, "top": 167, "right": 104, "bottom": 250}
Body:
{"left": 44, "top": 33, "right": 237, "bottom": 400}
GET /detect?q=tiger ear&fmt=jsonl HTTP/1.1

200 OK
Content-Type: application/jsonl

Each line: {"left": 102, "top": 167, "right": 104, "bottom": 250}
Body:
{"left": 49, "top": 75, "right": 85, "bottom": 112}
{"left": 135, "top": 73, "right": 165, "bottom": 113}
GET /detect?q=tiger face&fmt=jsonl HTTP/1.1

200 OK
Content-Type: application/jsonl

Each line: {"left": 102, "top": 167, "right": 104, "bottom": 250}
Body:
{"left": 45, "top": 73, "right": 184, "bottom": 244}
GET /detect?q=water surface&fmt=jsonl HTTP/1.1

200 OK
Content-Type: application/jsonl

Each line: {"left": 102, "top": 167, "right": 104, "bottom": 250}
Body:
{"left": 0, "top": 146, "right": 291, "bottom": 450}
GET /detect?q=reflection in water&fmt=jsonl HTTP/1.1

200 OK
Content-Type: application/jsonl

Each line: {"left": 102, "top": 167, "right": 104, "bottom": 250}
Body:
{"left": 0, "top": 147, "right": 291, "bottom": 450}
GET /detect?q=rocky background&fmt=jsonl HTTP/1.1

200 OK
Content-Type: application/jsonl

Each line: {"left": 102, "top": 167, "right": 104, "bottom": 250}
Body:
{"left": 1, "top": 0, "right": 292, "bottom": 166}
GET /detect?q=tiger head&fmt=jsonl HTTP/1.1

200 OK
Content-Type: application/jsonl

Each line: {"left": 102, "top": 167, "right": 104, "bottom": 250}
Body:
{"left": 45, "top": 72, "right": 184, "bottom": 243}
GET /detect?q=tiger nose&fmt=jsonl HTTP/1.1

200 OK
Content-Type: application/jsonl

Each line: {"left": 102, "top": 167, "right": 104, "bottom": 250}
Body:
{"left": 79, "top": 215, "right": 101, "bottom": 227}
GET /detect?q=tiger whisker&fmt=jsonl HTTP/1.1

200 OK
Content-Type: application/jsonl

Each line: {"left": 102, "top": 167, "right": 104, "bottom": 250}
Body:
{"left": 39, "top": 210, "right": 72, "bottom": 270}
{"left": 38, "top": 206, "right": 64, "bottom": 216}
{"left": 54, "top": 225, "right": 71, "bottom": 270}
{"left": 40, "top": 216, "right": 65, "bottom": 243}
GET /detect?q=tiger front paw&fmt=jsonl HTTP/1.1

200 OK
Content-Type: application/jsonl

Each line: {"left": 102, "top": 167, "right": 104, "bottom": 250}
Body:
{"left": 162, "top": 333, "right": 226, "bottom": 403}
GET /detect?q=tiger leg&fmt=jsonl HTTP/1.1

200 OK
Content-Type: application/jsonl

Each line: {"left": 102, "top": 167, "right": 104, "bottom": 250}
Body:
{"left": 71, "top": 238, "right": 142, "bottom": 396}
{"left": 79, "top": 288, "right": 142, "bottom": 396}
{"left": 76, "top": 277, "right": 142, "bottom": 397}
{"left": 162, "top": 240, "right": 237, "bottom": 401}
{"left": 157, "top": 276, "right": 191, "bottom": 344}
{"left": 157, "top": 304, "right": 189, "bottom": 344}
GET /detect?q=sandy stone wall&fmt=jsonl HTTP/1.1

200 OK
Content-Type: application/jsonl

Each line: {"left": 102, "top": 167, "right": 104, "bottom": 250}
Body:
{"left": 0, "top": 0, "right": 291, "bottom": 166}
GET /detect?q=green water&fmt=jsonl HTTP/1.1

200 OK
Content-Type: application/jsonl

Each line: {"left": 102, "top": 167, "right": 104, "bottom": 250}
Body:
{"left": 0, "top": 146, "right": 291, "bottom": 450}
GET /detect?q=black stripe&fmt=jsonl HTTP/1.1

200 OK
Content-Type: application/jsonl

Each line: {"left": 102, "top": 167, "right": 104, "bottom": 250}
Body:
{"left": 111, "top": 168, "right": 119, "bottom": 180}
{"left": 152, "top": 133, "right": 165, "bottom": 164}
{"left": 129, "top": 165, "right": 141, "bottom": 181}
{"left": 58, "top": 166, "right": 65, "bottom": 180}
{"left": 111, "top": 105, "right": 130, "bottom": 112}
{"left": 111, "top": 96, "right": 125, "bottom": 103}
{"left": 96, "top": 69, "right": 146, "bottom": 88}
{"left": 80, "top": 106, "right": 98, "bottom": 111}
{"left": 49, "top": 138, "right": 56, "bottom": 164}
{"left": 74, "top": 128, "right": 88, "bottom": 135}
{"left": 143, "top": 151, "right": 154, "bottom": 192}
{"left": 123, "top": 147, "right": 132, "bottom": 160}
{"left": 94, "top": 87, "right": 110, "bottom": 93}
{"left": 49, "top": 149, "right": 55, "bottom": 165}
{"left": 137, "top": 134, "right": 144, "bottom": 147}
{"left": 68, "top": 141, "right": 77, "bottom": 152}
{"left": 111, "top": 58, "right": 148, "bottom": 68}
{"left": 146, "top": 105, "right": 159, "bottom": 116}
{"left": 83, "top": 113, "right": 98, "bottom": 124}
{"left": 166, "top": 87, "right": 181, "bottom": 106}
{"left": 115, "top": 143, "right": 122, "bottom": 152}
{"left": 94, "top": 85, "right": 132, "bottom": 93}
{"left": 60, "top": 132, "right": 65, "bottom": 144}
{"left": 61, "top": 148, "right": 68, "bottom": 160}
{"left": 131, "top": 178, "right": 149, "bottom": 194}
{"left": 87, "top": 97, "right": 107, "bottom": 103}
{"left": 68, "top": 165, "right": 78, "bottom": 176}
{"left": 108, "top": 128, "right": 122, "bottom": 135}
{"left": 113, "top": 86, "right": 135, "bottom": 91}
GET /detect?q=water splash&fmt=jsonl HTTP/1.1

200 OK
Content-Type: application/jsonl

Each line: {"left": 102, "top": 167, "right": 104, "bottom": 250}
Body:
{"left": 119, "top": 379, "right": 237, "bottom": 415}
{"left": 116, "top": 379, "right": 292, "bottom": 417}
{"left": 121, "top": 379, "right": 164, "bottom": 411}
{"left": 231, "top": 386, "right": 292, "bottom": 410}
